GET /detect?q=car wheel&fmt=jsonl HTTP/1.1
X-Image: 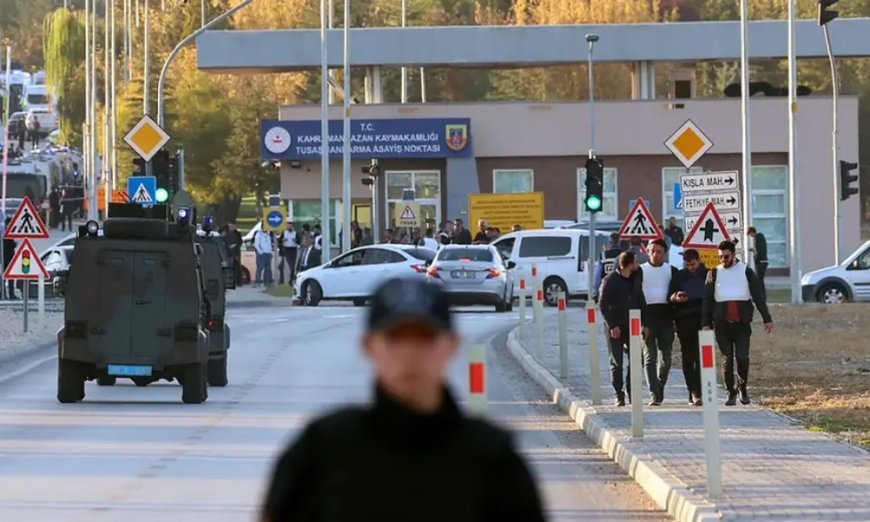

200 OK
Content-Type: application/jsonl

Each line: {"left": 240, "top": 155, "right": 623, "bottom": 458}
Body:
{"left": 817, "top": 283, "right": 849, "bottom": 304}
{"left": 303, "top": 281, "right": 322, "bottom": 306}
{"left": 543, "top": 277, "right": 567, "bottom": 307}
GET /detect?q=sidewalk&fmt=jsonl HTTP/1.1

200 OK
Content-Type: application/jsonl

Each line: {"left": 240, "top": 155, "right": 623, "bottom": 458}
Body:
{"left": 506, "top": 310, "right": 870, "bottom": 522}
{"left": 226, "top": 285, "right": 291, "bottom": 308}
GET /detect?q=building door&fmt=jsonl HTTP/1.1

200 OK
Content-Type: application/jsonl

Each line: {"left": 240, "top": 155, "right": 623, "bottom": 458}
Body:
{"left": 385, "top": 170, "right": 441, "bottom": 241}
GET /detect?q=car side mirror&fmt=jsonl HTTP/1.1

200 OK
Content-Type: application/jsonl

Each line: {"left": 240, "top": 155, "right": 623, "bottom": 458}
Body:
{"left": 850, "top": 259, "right": 861, "bottom": 270}
{"left": 222, "top": 266, "right": 236, "bottom": 290}
{"left": 507, "top": 260, "right": 516, "bottom": 270}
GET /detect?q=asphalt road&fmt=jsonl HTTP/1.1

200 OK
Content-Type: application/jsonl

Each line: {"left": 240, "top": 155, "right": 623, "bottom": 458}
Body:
{"left": 0, "top": 305, "right": 667, "bottom": 522}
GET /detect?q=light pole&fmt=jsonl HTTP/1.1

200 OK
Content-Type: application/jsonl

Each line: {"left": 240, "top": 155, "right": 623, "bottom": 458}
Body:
{"left": 787, "top": 0, "right": 801, "bottom": 304}
{"left": 341, "top": 0, "right": 352, "bottom": 253}
{"left": 84, "top": 0, "right": 91, "bottom": 214}
{"left": 202, "top": 0, "right": 207, "bottom": 26}
{"left": 585, "top": 33, "right": 598, "bottom": 301}
{"left": 739, "top": 0, "right": 753, "bottom": 266}
{"left": 822, "top": 21, "right": 841, "bottom": 264}
{"left": 401, "top": 0, "right": 407, "bottom": 103}
{"left": 144, "top": 0, "right": 151, "bottom": 179}
{"left": 89, "top": 0, "right": 98, "bottom": 219}
{"left": 320, "top": 0, "right": 331, "bottom": 262}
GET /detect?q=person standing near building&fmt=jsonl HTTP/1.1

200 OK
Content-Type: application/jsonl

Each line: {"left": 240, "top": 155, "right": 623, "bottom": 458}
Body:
{"left": 664, "top": 217, "right": 684, "bottom": 247}
{"left": 260, "top": 279, "right": 546, "bottom": 522}
{"left": 420, "top": 228, "right": 439, "bottom": 250}
{"left": 747, "top": 227, "right": 768, "bottom": 298}
{"left": 438, "top": 221, "right": 453, "bottom": 245}
{"left": 702, "top": 240, "right": 773, "bottom": 406}
{"left": 453, "top": 219, "right": 472, "bottom": 245}
{"left": 254, "top": 223, "right": 274, "bottom": 287}
{"left": 472, "top": 219, "right": 489, "bottom": 244}
{"left": 598, "top": 251, "right": 645, "bottom": 407}
{"left": 223, "top": 223, "right": 244, "bottom": 286}
{"left": 59, "top": 189, "right": 74, "bottom": 232}
{"left": 279, "top": 222, "right": 300, "bottom": 287}
{"left": 639, "top": 239, "right": 679, "bottom": 406}
{"left": 627, "top": 236, "right": 650, "bottom": 265}
{"left": 669, "top": 249, "right": 708, "bottom": 406}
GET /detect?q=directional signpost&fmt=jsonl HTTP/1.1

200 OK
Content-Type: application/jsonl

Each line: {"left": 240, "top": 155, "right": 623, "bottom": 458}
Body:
{"left": 680, "top": 170, "right": 743, "bottom": 246}
{"left": 2, "top": 198, "right": 51, "bottom": 331}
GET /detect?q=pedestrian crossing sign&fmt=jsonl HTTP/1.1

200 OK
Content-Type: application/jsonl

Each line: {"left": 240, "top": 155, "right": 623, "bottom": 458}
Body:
{"left": 682, "top": 202, "right": 732, "bottom": 249}
{"left": 619, "top": 198, "right": 663, "bottom": 240}
{"left": 2, "top": 238, "right": 49, "bottom": 280}
{"left": 127, "top": 176, "right": 157, "bottom": 207}
{"left": 394, "top": 203, "right": 420, "bottom": 228}
{"left": 3, "top": 197, "right": 49, "bottom": 239}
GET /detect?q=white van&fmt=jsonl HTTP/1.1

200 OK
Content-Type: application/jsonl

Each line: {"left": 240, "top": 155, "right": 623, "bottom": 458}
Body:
{"left": 801, "top": 240, "right": 870, "bottom": 303}
{"left": 492, "top": 229, "right": 611, "bottom": 306}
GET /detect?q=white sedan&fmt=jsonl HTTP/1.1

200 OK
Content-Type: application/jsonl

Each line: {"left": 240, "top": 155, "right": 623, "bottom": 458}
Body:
{"left": 296, "top": 245, "right": 437, "bottom": 306}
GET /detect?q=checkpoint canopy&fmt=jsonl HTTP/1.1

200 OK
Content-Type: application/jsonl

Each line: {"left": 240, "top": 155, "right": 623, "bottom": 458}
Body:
{"left": 3, "top": 197, "right": 49, "bottom": 240}
{"left": 619, "top": 198, "right": 663, "bottom": 241}
{"left": 2, "top": 238, "right": 49, "bottom": 280}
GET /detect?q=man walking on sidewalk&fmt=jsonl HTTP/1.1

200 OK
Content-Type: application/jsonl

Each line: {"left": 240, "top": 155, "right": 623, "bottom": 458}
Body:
{"left": 599, "top": 251, "right": 645, "bottom": 407}
{"left": 639, "top": 239, "right": 679, "bottom": 406}
{"left": 669, "top": 249, "right": 708, "bottom": 406}
{"left": 702, "top": 240, "right": 773, "bottom": 406}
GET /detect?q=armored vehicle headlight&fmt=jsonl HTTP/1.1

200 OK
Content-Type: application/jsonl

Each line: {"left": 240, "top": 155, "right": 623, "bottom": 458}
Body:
{"left": 86, "top": 220, "right": 99, "bottom": 236}
{"left": 177, "top": 207, "right": 191, "bottom": 226}
{"left": 202, "top": 215, "right": 215, "bottom": 233}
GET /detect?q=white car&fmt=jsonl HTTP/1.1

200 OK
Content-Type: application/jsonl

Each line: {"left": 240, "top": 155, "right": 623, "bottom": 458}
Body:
{"left": 17, "top": 245, "right": 73, "bottom": 297}
{"left": 296, "top": 245, "right": 437, "bottom": 306}
{"left": 801, "top": 240, "right": 870, "bottom": 304}
{"left": 491, "top": 229, "right": 611, "bottom": 306}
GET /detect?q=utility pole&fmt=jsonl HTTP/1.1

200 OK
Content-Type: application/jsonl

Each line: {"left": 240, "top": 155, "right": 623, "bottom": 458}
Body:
{"left": 90, "top": 0, "right": 98, "bottom": 220}
{"left": 202, "top": 0, "right": 207, "bottom": 26}
{"left": 144, "top": 0, "right": 152, "bottom": 178}
{"left": 342, "top": 0, "right": 352, "bottom": 253}
{"left": 401, "top": 0, "right": 407, "bottom": 103}
{"left": 320, "top": 0, "right": 331, "bottom": 262}
{"left": 820, "top": 0, "right": 841, "bottom": 264}
{"left": 327, "top": 0, "right": 335, "bottom": 104}
{"left": 104, "top": 0, "right": 110, "bottom": 216}
{"left": 111, "top": 0, "right": 118, "bottom": 191}
{"left": 84, "top": 0, "right": 91, "bottom": 218}
{"left": 739, "top": 0, "right": 753, "bottom": 266}
{"left": 787, "top": 0, "right": 801, "bottom": 304}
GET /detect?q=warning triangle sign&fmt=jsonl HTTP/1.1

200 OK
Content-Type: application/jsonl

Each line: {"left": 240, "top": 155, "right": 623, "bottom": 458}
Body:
{"left": 400, "top": 205, "right": 416, "bottom": 220}
{"left": 3, "top": 197, "right": 49, "bottom": 239}
{"left": 683, "top": 202, "right": 732, "bottom": 249}
{"left": 131, "top": 183, "right": 153, "bottom": 203}
{"left": 2, "top": 238, "right": 50, "bottom": 280}
{"left": 619, "top": 199, "right": 663, "bottom": 240}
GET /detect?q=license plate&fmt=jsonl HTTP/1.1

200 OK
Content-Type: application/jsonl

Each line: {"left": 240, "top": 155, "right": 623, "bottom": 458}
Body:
{"left": 451, "top": 271, "right": 475, "bottom": 279}
{"left": 107, "top": 365, "right": 153, "bottom": 377}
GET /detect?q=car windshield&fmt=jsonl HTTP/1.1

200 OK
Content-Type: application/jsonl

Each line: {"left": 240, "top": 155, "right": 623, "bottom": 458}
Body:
{"left": 405, "top": 248, "right": 435, "bottom": 261}
{"left": 438, "top": 248, "right": 494, "bottom": 262}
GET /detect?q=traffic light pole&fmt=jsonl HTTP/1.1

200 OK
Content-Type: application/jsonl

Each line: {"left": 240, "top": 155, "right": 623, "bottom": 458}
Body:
{"left": 787, "top": 0, "right": 802, "bottom": 305}
{"left": 823, "top": 24, "right": 841, "bottom": 264}
{"left": 586, "top": 34, "right": 598, "bottom": 300}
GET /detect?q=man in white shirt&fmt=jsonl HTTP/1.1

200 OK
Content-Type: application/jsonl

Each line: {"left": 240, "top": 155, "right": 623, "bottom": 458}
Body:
{"left": 279, "top": 222, "right": 300, "bottom": 287}
{"left": 313, "top": 224, "right": 323, "bottom": 251}
{"left": 639, "top": 239, "right": 680, "bottom": 406}
{"left": 421, "top": 228, "right": 439, "bottom": 250}
{"left": 254, "top": 224, "right": 275, "bottom": 287}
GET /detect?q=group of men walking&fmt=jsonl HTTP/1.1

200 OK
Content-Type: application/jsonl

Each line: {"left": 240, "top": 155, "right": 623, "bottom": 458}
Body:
{"left": 598, "top": 239, "right": 772, "bottom": 407}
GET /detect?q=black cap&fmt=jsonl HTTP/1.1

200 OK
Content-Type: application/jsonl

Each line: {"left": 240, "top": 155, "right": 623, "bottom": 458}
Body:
{"left": 367, "top": 278, "right": 453, "bottom": 333}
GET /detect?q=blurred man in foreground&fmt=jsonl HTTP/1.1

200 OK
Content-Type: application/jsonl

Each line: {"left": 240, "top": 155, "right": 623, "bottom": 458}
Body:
{"left": 261, "top": 279, "right": 546, "bottom": 522}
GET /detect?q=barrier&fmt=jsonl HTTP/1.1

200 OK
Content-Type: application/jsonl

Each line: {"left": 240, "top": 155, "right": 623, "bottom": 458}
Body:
{"left": 37, "top": 272, "right": 45, "bottom": 324}
{"left": 535, "top": 288, "right": 544, "bottom": 358}
{"left": 586, "top": 301, "right": 602, "bottom": 405}
{"left": 531, "top": 264, "right": 540, "bottom": 326}
{"left": 518, "top": 278, "right": 527, "bottom": 338}
{"left": 468, "top": 344, "right": 488, "bottom": 415}
{"left": 558, "top": 292, "right": 568, "bottom": 379}
{"left": 629, "top": 309, "right": 644, "bottom": 438}
{"left": 699, "top": 330, "right": 723, "bottom": 497}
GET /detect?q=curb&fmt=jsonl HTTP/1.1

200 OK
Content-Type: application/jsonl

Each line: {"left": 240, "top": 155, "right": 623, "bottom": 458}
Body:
{"left": 504, "top": 328, "right": 723, "bottom": 522}
{"left": 226, "top": 300, "right": 291, "bottom": 309}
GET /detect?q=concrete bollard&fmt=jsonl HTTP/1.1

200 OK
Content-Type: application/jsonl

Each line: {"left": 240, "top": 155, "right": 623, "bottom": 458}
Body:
{"left": 531, "top": 265, "right": 540, "bottom": 327}
{"left": 518, "top": 278, "right": 527, "bottom": 338}
{"left": 699, "top": 330, "right": 723, "bottom": 498}
{"left": 468, "top": 344, "right": 488, "bottom": 415}
{"left": 37, "top": 273, "right": 45, "bottom": 324}
{"left": 558, "top": 292, "right": 568, "bottom": 379}
{"left": 535, "top": 288, "right": 544, "bottom": 358}
{"left": 629, "top": 309, "right": 644, "bottom": 438}
{"left": 586, "top": 301, "right": 602, "bottom": 405}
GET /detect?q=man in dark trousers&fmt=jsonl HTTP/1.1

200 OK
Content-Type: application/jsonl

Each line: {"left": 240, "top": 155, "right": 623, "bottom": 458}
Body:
{"left": 48, "top": 188, "right": 60, "bottom": 229}
{"left": 222, "top": 223, "right": 244, "bottom": 285}
{"left": 748, "top": 226, "right": 768, "bottom": 298}
{"left": 59, "top": 188, "right": 74, "bottom": 231}
{"left": 593, "top": 232, "right": 623, "bottom": 301}
{"left": 669, "top": 249, "right": 708, "bottom": 406}
{"left": 261, "top": 278, "right": 546, "bottom": 522}
{"left": 599, "top": 251, "right": 645, "bottom": 407}
{"left": 702, "top": 240, "right": 773, "bottom": 406}
{"left": 639, "top": 238, "right": 680, "bottom": 406}
{"left": 453, "top": 218, "right": 472, "bottom": 245}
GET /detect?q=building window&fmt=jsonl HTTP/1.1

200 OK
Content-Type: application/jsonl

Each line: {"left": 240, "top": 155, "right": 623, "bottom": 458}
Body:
{"left": 493, "top": 169, "right": 534, "bottom": 193}
{"left": 751, "top": 165, "right": 788, "bottom": 268}
{"left": 385, "top": 170, "right": 441, "bottom": 238}
{"left": 661, "top": 166, "right": 703, "bottom": 224}
{"left": 291, "top": 199, "right": 341, "bottom": 246}
{"left": 577, "top": 167, "right": 618, "bottom": 221}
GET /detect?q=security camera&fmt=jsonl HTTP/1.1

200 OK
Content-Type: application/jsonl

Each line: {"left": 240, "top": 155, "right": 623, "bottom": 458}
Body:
{"left": 586, "top": 34, "right": 599, "bottom": 43}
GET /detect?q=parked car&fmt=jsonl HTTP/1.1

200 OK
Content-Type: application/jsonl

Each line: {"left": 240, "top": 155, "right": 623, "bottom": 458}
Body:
{"left": 426, "top": 245, "right": 515, "bottom": 312}
{"left": 491, "top": 229, "right": 611, "bottom": 306}
{"left": 801, "top": 240, "right": 870, "bottom": 304}
{"left": 17, "top": 245, "right": 73, "bottom": 297}
{"left": 296, "top": 245, "right": 436, "bottom": 306}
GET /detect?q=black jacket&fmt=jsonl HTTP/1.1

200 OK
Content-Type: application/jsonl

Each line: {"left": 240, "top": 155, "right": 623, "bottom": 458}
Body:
{"left": 2, "top": 238, "right": 15, "bottom": 266}
{"left": 754, "top": 233, "right": 768, "bottom": 262}
{"left": 298, "top": 246, "right": 322, "bottom": 271}
{"left": 670, "top": 266, "right": 708, "bottom": 318}
{"left": 701, "top": 263, "right": 773, "bottom": 327}
{"left": 262, "top": 385, "right": 545, "bottom": 522}
{"left": 455, "top": 228, "right": 472, "bottom": 245}
{"left": 599, "top": 270, "right": 646, "bottom": 330}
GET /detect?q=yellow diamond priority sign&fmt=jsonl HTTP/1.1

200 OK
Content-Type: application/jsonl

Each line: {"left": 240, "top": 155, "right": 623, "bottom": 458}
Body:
{"left": 664, "top": 119, "right": 713, "bottom": 169}
{"left": 124, "top": 114, "right": 171, "bottom": 161}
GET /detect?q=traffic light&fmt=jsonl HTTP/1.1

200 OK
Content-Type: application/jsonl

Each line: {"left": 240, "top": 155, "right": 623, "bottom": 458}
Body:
{"left": 818, "top": 0, "right": 838, "bottom": 26}
{"left": 361, "top": 162, "right": 381, "bottom": 186}
{"left": 132, "top": 157, "right": 146, "bottom": 176}
{"left": 840, "top": 160, "right": 859, "bottom": 201}
{"left": 584, "top": 157, "right": 604, "bottom": 212}
{"left": 151, "top": 149, "right": 173, "bottom": 204}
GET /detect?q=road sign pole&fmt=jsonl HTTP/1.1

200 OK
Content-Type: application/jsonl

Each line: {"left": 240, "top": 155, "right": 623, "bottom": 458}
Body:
{"left": 37, "top": 272, "right": 44, "bottom": 324}
{"left": 699, "top": 330, "right": 723, "bottom": 498}
{"left": 629, "top": 309, "right": 643, "bottom": 438}
{"left": 23, "top": 279, "right": 28, "bottom": 333}
{"left": 740, "top": 0, "right": 753, "bottom": 266}
{"left": 787, "top": 0, "right": 802, "bottom": 305}
{"left": 319, "top": 0, "right": 331, "bottom": 264}
{"left": 586, "top": 301, "right": 602, "bottom": 405}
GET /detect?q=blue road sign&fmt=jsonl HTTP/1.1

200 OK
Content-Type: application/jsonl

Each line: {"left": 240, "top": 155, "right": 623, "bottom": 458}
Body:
{"left": 629, "top": 199, "right": 651, "bottom": 211}
{"left": 127, "top": 176, "right": 157, "bottom": 206}
{"left": 266, "top": 209, "right": 284, "bottom": 228}
{"left": 674, "top": 183, "right": 683, "bottom": 210}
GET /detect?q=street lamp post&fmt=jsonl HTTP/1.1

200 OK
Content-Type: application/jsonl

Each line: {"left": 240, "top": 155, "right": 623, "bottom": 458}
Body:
{"left": 586, "top": 33, "right": 599, "bottom": 301}
{"left": 341, "top": 0, "right": 352, "bottom": 253}
{"left": 320, "top": 0, "right": 331, "bottom": 262}
{"left": 739, "top": 0, "right": 753, "bottom": 266}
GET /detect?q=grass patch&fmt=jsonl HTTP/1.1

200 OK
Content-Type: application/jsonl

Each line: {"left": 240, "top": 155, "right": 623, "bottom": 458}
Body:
{"left": 237, "top": 196, "right": 258, "bottom": 234}
{"left": 766, "top": 288, "right": 790, "bottom": 303}
{"left": 265, "top": 285, "right": 294, "bottom": 298}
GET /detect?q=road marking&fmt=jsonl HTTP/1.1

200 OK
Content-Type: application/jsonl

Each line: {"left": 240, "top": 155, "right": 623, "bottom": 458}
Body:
{"left": 0, "top": 354, "right": 56, "bottom": 385}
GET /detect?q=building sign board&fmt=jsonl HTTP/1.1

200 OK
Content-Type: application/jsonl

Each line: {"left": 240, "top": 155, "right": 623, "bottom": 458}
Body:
{"left": 468, "top": 192, "right": 544, "bottom": 233}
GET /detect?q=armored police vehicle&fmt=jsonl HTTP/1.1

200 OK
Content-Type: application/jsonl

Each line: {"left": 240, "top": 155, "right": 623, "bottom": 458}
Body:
{"left": 56, "top": 205, "right": 212, "bottom": 404}
{"left": 195, "top": 216, "right": 235, "bottom": 387}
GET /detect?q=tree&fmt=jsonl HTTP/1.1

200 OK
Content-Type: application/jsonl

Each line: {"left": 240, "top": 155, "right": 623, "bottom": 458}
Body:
{"left": 43, "top": 8, "right": 86, "bottom": 146}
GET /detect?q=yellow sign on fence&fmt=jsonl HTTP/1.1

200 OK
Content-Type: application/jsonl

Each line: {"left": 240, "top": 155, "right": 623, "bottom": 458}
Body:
{"left": 468, "top": 192, "right": 545, "bottom": 233}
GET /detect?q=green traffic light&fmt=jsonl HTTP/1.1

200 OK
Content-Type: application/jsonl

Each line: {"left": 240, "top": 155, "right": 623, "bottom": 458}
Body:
{"left": 586, "top": 195, "right": 602, "bottom": 211}
{"left": 156, "top": 188, "right": 169, "bottom": 203}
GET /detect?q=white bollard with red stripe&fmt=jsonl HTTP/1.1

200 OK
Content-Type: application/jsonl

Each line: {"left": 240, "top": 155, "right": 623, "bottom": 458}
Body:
{"left": 699, "top": 330, "right": 723, "bottom": 497}
{"left": 629, "top": 309, "right": 644, "bottom": 438}
{"left": 558, "top": 292, "right": 568, "bottom": 379}
{"left": 586, "top": 301, "right": 602, "bottom": 405}
{"left": 531, "top": 264, "right": 540, "bottom": 326}
{"left": 535, "top": 287, "right": 544, "bottom": 358}
{"left": 518, "top": 278, "right": 527, "bottom": 338}
{"left": 468, "top": 344, "right": 488, "bottom": 415}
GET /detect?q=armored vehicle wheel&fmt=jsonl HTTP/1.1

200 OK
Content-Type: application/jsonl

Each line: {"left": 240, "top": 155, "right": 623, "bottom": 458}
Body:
{"left": 132, "top": 377, "right": 153, "bottom": 387}
{"left": 208, "top": 354, "right": 228, "bottom": 387}
{"left": 57, "top": 359, "right": 85, "bottom": 403}
{"left": 181, "top": 362, "right": 208, "bottom": 404}
{"left": 97, "top": 376, "right": 116, "bottom": 386}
